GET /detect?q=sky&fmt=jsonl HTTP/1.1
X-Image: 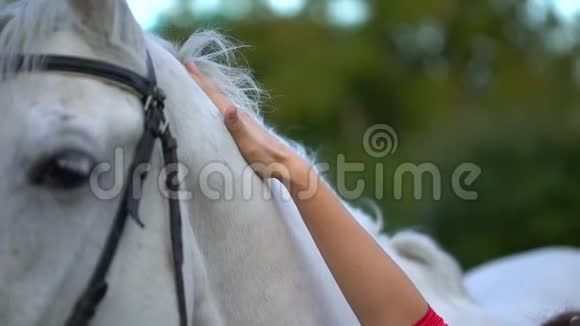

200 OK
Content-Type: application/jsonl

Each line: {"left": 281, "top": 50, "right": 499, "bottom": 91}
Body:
{"left": 548, "top": 0, "right": 580, "bottom": 21}
{"left": 525, "top": 0, "right": 580, "bottom": 25}
{"left": 127, "top": 0, "right": 370, "bottom": 29}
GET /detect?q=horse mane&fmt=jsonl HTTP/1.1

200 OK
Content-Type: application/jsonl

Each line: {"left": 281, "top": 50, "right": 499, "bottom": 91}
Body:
{"left": 152, "top": 30, "right": 265, "bottom": 120}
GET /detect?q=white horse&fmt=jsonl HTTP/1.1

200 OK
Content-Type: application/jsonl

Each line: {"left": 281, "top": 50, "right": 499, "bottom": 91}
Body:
{"left": 0, "top": 1, "right": 577, "bottom": 325}
{"left": 465, "top": 247, "right": 580, "bottom": 324}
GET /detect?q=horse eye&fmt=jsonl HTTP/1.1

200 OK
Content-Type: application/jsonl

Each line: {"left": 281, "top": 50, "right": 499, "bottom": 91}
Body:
{"left": 29, "top": 151, "right": 95, "bottom": 189}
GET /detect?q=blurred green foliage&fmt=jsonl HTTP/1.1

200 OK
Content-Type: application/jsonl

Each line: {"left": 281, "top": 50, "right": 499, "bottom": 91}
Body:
{"left": 156, "top": 0, "right": 580, "bottom": 269}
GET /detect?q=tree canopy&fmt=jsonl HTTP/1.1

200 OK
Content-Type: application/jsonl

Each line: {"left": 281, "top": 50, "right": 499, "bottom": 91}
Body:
{"left": 155, "top": 0, "right": 580, "bottom": 269}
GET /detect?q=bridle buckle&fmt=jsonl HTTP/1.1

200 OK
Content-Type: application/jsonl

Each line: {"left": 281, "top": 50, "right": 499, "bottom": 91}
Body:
{"left": 143, "top": 87, "right": 170, "bottom": 136}
{"left": 159, "top": 117, "right": 170, "bottom": 134}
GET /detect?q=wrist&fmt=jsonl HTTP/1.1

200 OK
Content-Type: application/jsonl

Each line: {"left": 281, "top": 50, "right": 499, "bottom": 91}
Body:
{"left": 283, "top": 155, "right": 319, "bottom": 198}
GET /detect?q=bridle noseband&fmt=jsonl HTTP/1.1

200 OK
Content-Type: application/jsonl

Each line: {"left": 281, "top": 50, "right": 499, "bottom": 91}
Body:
{"left": 4, "top": 53, "right": 188, "bottom": 326}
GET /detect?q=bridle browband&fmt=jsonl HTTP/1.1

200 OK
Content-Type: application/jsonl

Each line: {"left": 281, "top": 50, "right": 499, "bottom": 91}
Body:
{"left": 4, "top": 53, "right": 188, "bottom": 326}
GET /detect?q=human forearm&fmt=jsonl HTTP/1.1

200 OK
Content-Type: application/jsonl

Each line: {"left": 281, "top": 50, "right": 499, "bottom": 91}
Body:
{"left": 284, "top": 157, "right": 428, "bottom": 326}
{"left": 187, "top": 63, "right": 430, "bottom": 325}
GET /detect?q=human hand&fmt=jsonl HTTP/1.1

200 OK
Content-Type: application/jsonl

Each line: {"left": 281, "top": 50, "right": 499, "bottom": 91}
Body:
{"left": 185, "top": 62, "right": 310, "bottom": 185}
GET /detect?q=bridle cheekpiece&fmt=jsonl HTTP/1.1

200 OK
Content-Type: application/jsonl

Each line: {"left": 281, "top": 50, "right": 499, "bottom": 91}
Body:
{"left": 3, "top": 52, "right": 188, "bottom": 326}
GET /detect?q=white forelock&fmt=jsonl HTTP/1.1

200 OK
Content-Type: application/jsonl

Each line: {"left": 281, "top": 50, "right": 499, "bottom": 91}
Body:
{"left": 0, "top": 0, "right": 146, "bottom": 76}
{"left": 0, "top": 1, "right": 66, "bottom": 54}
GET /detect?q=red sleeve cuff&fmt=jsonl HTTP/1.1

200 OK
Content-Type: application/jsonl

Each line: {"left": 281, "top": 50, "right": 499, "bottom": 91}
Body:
{"left": 414, "top": 305, "right": 448, "bottom": 326}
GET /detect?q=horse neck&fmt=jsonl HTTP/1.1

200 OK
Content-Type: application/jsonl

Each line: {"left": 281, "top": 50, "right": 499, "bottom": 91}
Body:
{"left": 149, "top": 42, "right": 357, "bottom": 325}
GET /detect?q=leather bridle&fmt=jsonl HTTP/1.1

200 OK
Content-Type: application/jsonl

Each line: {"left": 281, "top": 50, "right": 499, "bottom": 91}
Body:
{"left": 4, "top": 52, "right": 188, "bottom": 326}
